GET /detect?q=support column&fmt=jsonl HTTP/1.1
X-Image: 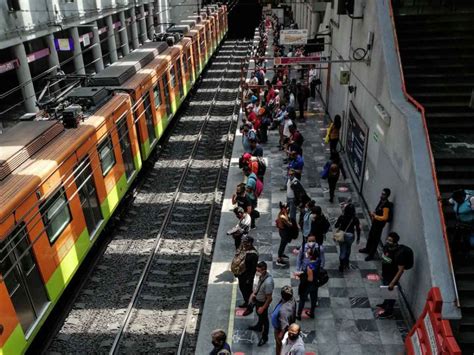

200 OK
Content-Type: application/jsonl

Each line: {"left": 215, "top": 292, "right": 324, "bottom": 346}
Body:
{"left": 129, "top": 7, "right": 140, "bottom": 49}
{"left": 12, "top": 43, "right": 37, "bottom": 113}
{"left": 139, "top": 5, "right": 148, "bottom": 42}
{"left": 45, "top": 34, "right": 60, "bottom": 75}
{"left": 106, "top": 15, "right": 118, "bottom": 63}
{"left": 119, "top": 11, "right": 130, "bottom": 56}
{"left": 147, "top": 3, "right": 155, "bottom": 40}
{"left": 91, "top": 21, "right": 104, "bottom": 72}
{"left": 69, "top": 27, "right": 85, "bottom": 75}
{"left": 311, "top": 11, "right": 319, "bottom": 39}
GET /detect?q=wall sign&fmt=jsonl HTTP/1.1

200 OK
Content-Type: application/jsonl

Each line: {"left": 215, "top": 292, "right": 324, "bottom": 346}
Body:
{"left": 280, "top": 29, "right": 308, "bottom": 45}
{"left": 345, "top": 102, "right": 368, "bottom": 191}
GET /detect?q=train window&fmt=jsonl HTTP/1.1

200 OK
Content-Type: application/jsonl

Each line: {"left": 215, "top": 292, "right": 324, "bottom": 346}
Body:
{"left": 143, "top": 92, "right": 156, "bottom": 142}
{"left": 170, "top": 66, "right": 176, "bottom": 87}
{"left": 162, "top": 75, "right": 172, "bottom": 116}
{"left": 153, "top": 84, "right": 161, "bottom": 108}
{"left": 187, "top": 49, "right": 192, "bottom": 71}
{"left": 182, "top": 53, "right": 188, "bottom": 73}
{"left": 175, "top": 60, "right": 184, "bottom": 98}
{"left": 41, "top": 188, "right": 72, "bottom": 243}
{"left": 98, "top": 135, "right": 116, "bottom": 176}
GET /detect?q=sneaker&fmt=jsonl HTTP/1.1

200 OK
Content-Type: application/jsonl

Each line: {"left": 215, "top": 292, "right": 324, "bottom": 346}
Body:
{"left": 377, "top": 311, "right": 393, "bottom": 319}
{"left": 276, "top": 260, "right": 287, "bottom": 266}
{"left": 251, "top": 226, "right": 256, "bottom": 230}
{"left": 242, "top": 308, "right": 253, "bottom": 316}
{"left": 305, "top": 310, "right": 315, "bottom": 318}
{"left": 257, "top": 337, "right": 268, "bottom": 346}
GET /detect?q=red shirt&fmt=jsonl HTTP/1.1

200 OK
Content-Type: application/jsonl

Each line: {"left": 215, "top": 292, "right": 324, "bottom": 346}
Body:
{"left": 266, "top": 88, "right": 275, "bottom": 103}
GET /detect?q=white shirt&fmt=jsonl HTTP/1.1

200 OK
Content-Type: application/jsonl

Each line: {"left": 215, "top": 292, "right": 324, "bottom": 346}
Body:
{"left": 286, "top": 178, "right": 295, "bottom": 199}
{"left": 283, "top": 119, "right": 293, "bottom": 138}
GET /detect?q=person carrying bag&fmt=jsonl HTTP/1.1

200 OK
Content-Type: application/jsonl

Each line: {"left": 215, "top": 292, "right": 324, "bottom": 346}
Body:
{"left": 334, "top": 204, "right": 361, "bottom": 272}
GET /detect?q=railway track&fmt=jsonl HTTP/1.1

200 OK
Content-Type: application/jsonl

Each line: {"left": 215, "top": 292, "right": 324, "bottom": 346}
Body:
{"left": 45, "top": 39, "right": 250, "bottom": 354}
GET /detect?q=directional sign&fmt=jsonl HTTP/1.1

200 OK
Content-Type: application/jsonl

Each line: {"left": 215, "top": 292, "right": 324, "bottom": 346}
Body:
{"left": 280, "top": 29, "right": 308, "bottom": 45}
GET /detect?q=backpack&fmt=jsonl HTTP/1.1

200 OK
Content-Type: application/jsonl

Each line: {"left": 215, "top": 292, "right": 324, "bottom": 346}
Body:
{"left": 395, "top": 244, "right": 414, "bottom": 270}
{"left": 249, "top": 175, "right": 264, "bottom": 197}
{"left": 289, "top": 220, "right": 299, "bottom": 239}
{"left": 320, "top": 161, "right": 331, "bottom": 180}
{"left": 231, "top": 248, "right": 258, "bottom": 276}
{"left": 256, "top": 157, "right": 267, "bottom": 177}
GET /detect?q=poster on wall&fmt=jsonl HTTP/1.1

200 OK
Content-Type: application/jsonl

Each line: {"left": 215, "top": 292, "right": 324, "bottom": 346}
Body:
{"left": 345, "top": 102, "right": 369, "bottom": 191}
{"left": 280, "top": 29, "right": 308, "bottom": 45}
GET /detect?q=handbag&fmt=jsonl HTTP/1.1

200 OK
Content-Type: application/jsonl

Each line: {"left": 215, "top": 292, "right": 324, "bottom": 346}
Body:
{"left": 317, "top": 268, "right": 329, "bottom": 287}
{"left": 332, "top": 218, "right": 354, "bottom": 243}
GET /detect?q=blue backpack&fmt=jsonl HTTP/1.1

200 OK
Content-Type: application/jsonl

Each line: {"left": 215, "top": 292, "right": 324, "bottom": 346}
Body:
{"left": 320, "top": 160, "right": 332, "bottom": 180}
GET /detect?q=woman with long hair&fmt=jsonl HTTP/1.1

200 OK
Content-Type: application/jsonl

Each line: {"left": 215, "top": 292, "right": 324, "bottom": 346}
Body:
{"left": 275, "top": 202, "right": 293, "bottom": 266}
{"left": 334, "top": 203, "right": 361, "bottom": 272}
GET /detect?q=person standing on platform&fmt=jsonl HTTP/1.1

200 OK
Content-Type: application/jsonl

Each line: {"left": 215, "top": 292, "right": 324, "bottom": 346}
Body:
{"left": 250, "top": 139, "right": 264, "bottom": 157}
{"left": 326, "top": 114, "right": 342, "bottom": 156}
{"left": 271, "top": 286, "right": 297, "bottom": 355}
{"left": 243, "top": 166, "right": 259, "bottom": 229}
{"left": 296, "top": 247, "right": 320, "bottom": 319}
{"left": 359, "top": 188, "right": 393, "bottom": 261}
{"left": 310, "top": 206, "right": 330, "bottom": 246}
{"left": 334, "top": 203, "right": 361, "bottom": 272}
{"left": 246, "top": 261, "right": 274, "bottom": 346}
{"left": 276, "top": 202, "right": 293, "bottom": 266}
{"left": 209, "top": 329, "right": 232, "bottom": 355}
{"left": 287, "top": 150, "right": 304, "bottom": 181}
{"left": 227, "top": 207, "right": 251, "bottom": 249}
{"left": 309, "top": 65, "right": 319, "bottom": 99}
{"left": 377, "top": 232, "right": 413, "bottom": 319}
{"left": 327, "top": 152, "right": 346, "bottom": 203}
{"left": 281, "top": 323, "right": 305, "bottom": 355}
{"left": 232, "top": 236, "right": 259, "bottom": 308}
{"left": 296, "top": 82, "right": 309, "bottom": 121}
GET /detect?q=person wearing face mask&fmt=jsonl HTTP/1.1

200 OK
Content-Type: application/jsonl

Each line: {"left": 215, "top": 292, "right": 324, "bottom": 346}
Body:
{"left": 300, "top": 200, "right": 315, "bottom": 246}
{"left": 334, "top": 203, "right": 361, "bottom": 272}
{"left": 378, "top": 232, "right": 413, "bottom": 319}
{"left": 296, "top": 248, "right": 320, "bottom": 319}
{"left": 281, "top": 323, "right": 305, "bottom": 355}
{"left": 359, "top": 188, "right": 393, "bottom": 261}
{"left": 271, "top": 286, "right": 296, "bottom": 355}
{"left": 309, "top": 206, "right": 330, "bottom": 246}
{"left": 209, "top": 329, "right": 231, "bottom": 355}
{"left": 296, "top": 234, "right": 325, "bottom": 273}
{"left": 246, "top": 261, "right": 274, "bottom": 346}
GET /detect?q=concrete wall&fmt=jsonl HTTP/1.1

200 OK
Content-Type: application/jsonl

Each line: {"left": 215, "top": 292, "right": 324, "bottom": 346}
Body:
{"left": 319, "top": 0, "right": 460, "bottom": 319}
{"left": 168, "top": 0, "right": 199, "bottom": 25}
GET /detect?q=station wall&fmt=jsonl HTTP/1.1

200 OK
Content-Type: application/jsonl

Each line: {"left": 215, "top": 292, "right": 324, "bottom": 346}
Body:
{"left": 318, "top": 0, "right": 460, "bottom": 319}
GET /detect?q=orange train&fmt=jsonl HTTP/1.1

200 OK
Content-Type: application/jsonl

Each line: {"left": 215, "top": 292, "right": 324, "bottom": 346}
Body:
{"left": 0, "top": 5, "right": 227, "bottom": 354}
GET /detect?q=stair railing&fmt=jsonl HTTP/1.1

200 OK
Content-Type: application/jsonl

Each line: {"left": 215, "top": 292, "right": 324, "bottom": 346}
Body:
{"left": 388, "top": 0, "right": 460, "bottom": 308}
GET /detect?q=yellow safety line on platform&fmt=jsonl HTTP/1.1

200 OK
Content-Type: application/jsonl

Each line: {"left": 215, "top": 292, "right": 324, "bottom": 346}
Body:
{"left": 227, "top": 280, "right": 238, "bottom": 347}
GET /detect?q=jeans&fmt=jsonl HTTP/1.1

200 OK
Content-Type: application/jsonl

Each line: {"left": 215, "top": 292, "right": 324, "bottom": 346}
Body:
{"left": 339, "top": 233, "right": 355, "bottom": 266}
{"left": 238, "top": 275, "right": 253, "bottom": 305}
{"left": 381, "top": 278, "right": 396, "bottom": 314}
{"left": 298, "top": 100, "right": 305, "bottom": 120}
{"left": 255, "top": 300, "right": 270, "bottom": 339}
{"left": 287, "top": 197, "right": 297, "bottom": 222}
{"left": 298, "top": 283, "right": 318, "bottom": 316}
{"left": 365, "top": 222, "right": 385, "bottom": 257}
{"left": 328, "top": 176, "right": 338, "bottom": 201}
{"left": 278, "top": 229, "right": 290, "bottom": 258}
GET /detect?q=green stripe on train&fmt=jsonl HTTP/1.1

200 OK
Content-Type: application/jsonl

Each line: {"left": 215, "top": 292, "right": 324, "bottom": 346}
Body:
{"left": 99, "top": 173, "right": 128, "bottom": 220}
{"left": 0, "top": 324, "right": 27, "bottom": 355}
{"left": 45, "top": 228, "right": 90, "bottom": 301}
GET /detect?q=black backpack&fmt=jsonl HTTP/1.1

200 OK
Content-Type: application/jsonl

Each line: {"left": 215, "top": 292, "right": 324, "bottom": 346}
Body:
{"left": 396, "top": 245, "right": 414, "bottom": 270}
{"left": 256, "top": 157, "right": 267, "bottom": 176}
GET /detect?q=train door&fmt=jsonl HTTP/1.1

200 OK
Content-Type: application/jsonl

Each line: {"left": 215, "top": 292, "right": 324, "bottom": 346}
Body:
{"left": 131, "top": 97, "right": 142, "bottom": 153}
{"left": 162, "top": 74, "right": 172, "bottom": 116}
{"left": 75, "top": 158, "right": 103, "bottom": 237}
{"left": 175, "top": 59, "right": 184, "bottom": 98}
{"left": 116, "top": 117, "right": 135, "bottom": 180}
{"left": 143, "top": 92, "right": 156, "bottom": 144}
{"left": 0, "top": 225, "right": 49, "bottom": 336}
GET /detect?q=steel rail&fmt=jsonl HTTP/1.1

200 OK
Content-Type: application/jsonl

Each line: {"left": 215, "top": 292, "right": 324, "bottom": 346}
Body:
{"left": 108, "top": 40, "right": 245, "bottom": 355}
{"left": 176, "top": 40, "right": 250, "bottom": 354}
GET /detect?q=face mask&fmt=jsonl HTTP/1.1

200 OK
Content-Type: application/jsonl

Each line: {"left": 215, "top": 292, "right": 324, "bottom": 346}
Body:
{"left": 307, "top": 242, "right": 315, "bottom": 248}
{"left": 256, "top": 271, "right": 262, "bottom": 278}
{"left": 288, "top": 333, "right": 299, "bottom": 341}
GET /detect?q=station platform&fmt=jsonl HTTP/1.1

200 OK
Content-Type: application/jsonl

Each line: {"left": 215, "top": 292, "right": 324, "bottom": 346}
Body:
{"left": 196, "top": 33, "right": 410, "bottom": 355}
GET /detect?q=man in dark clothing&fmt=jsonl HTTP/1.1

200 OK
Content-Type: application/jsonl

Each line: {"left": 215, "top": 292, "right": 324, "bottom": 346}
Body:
{"left": 359, "top": 188, "right": 393, "bottom": 261}
{"left": 209, "top": 329, "right": 232, "bottom": 355}
{"left": 310, "top": 206, "right": 330, "bottom": 245}
{"left": 378, "top": 232, "right": 410, "bottom": 318}
{"left": 237, "top": 236, "right": 259, "bottom": 308}
{"left": 296, "top": 82, "right": 310, "bottom": 121}
{"left": 250, "top": 139, "right": 264, "bottom": 157}
{"left": 288, "top": 125, "right": 304, "bottom": 156}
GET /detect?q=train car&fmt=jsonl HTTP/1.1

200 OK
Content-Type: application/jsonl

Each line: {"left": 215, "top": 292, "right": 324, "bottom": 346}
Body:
{"left": 0, "top": 92, "right": 137, "bottom": 354}
{"left": 0, "top": 5, "right": 228, "bottom": 353}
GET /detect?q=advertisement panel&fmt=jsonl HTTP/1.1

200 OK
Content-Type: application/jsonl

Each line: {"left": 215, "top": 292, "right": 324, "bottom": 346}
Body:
{"left": 279, "top": 29, "right": 308, "bottom": 45}
{"left": 345, "top": 102, "right": 368, "bottom": 191}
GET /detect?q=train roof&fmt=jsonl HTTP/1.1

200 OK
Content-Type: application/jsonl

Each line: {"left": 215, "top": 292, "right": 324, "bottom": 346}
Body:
{"left": 0, "top": 94, "right": 130, "bottom": 223}
{"left": 89, "top": 41, "right": 169, "bottom": 86}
